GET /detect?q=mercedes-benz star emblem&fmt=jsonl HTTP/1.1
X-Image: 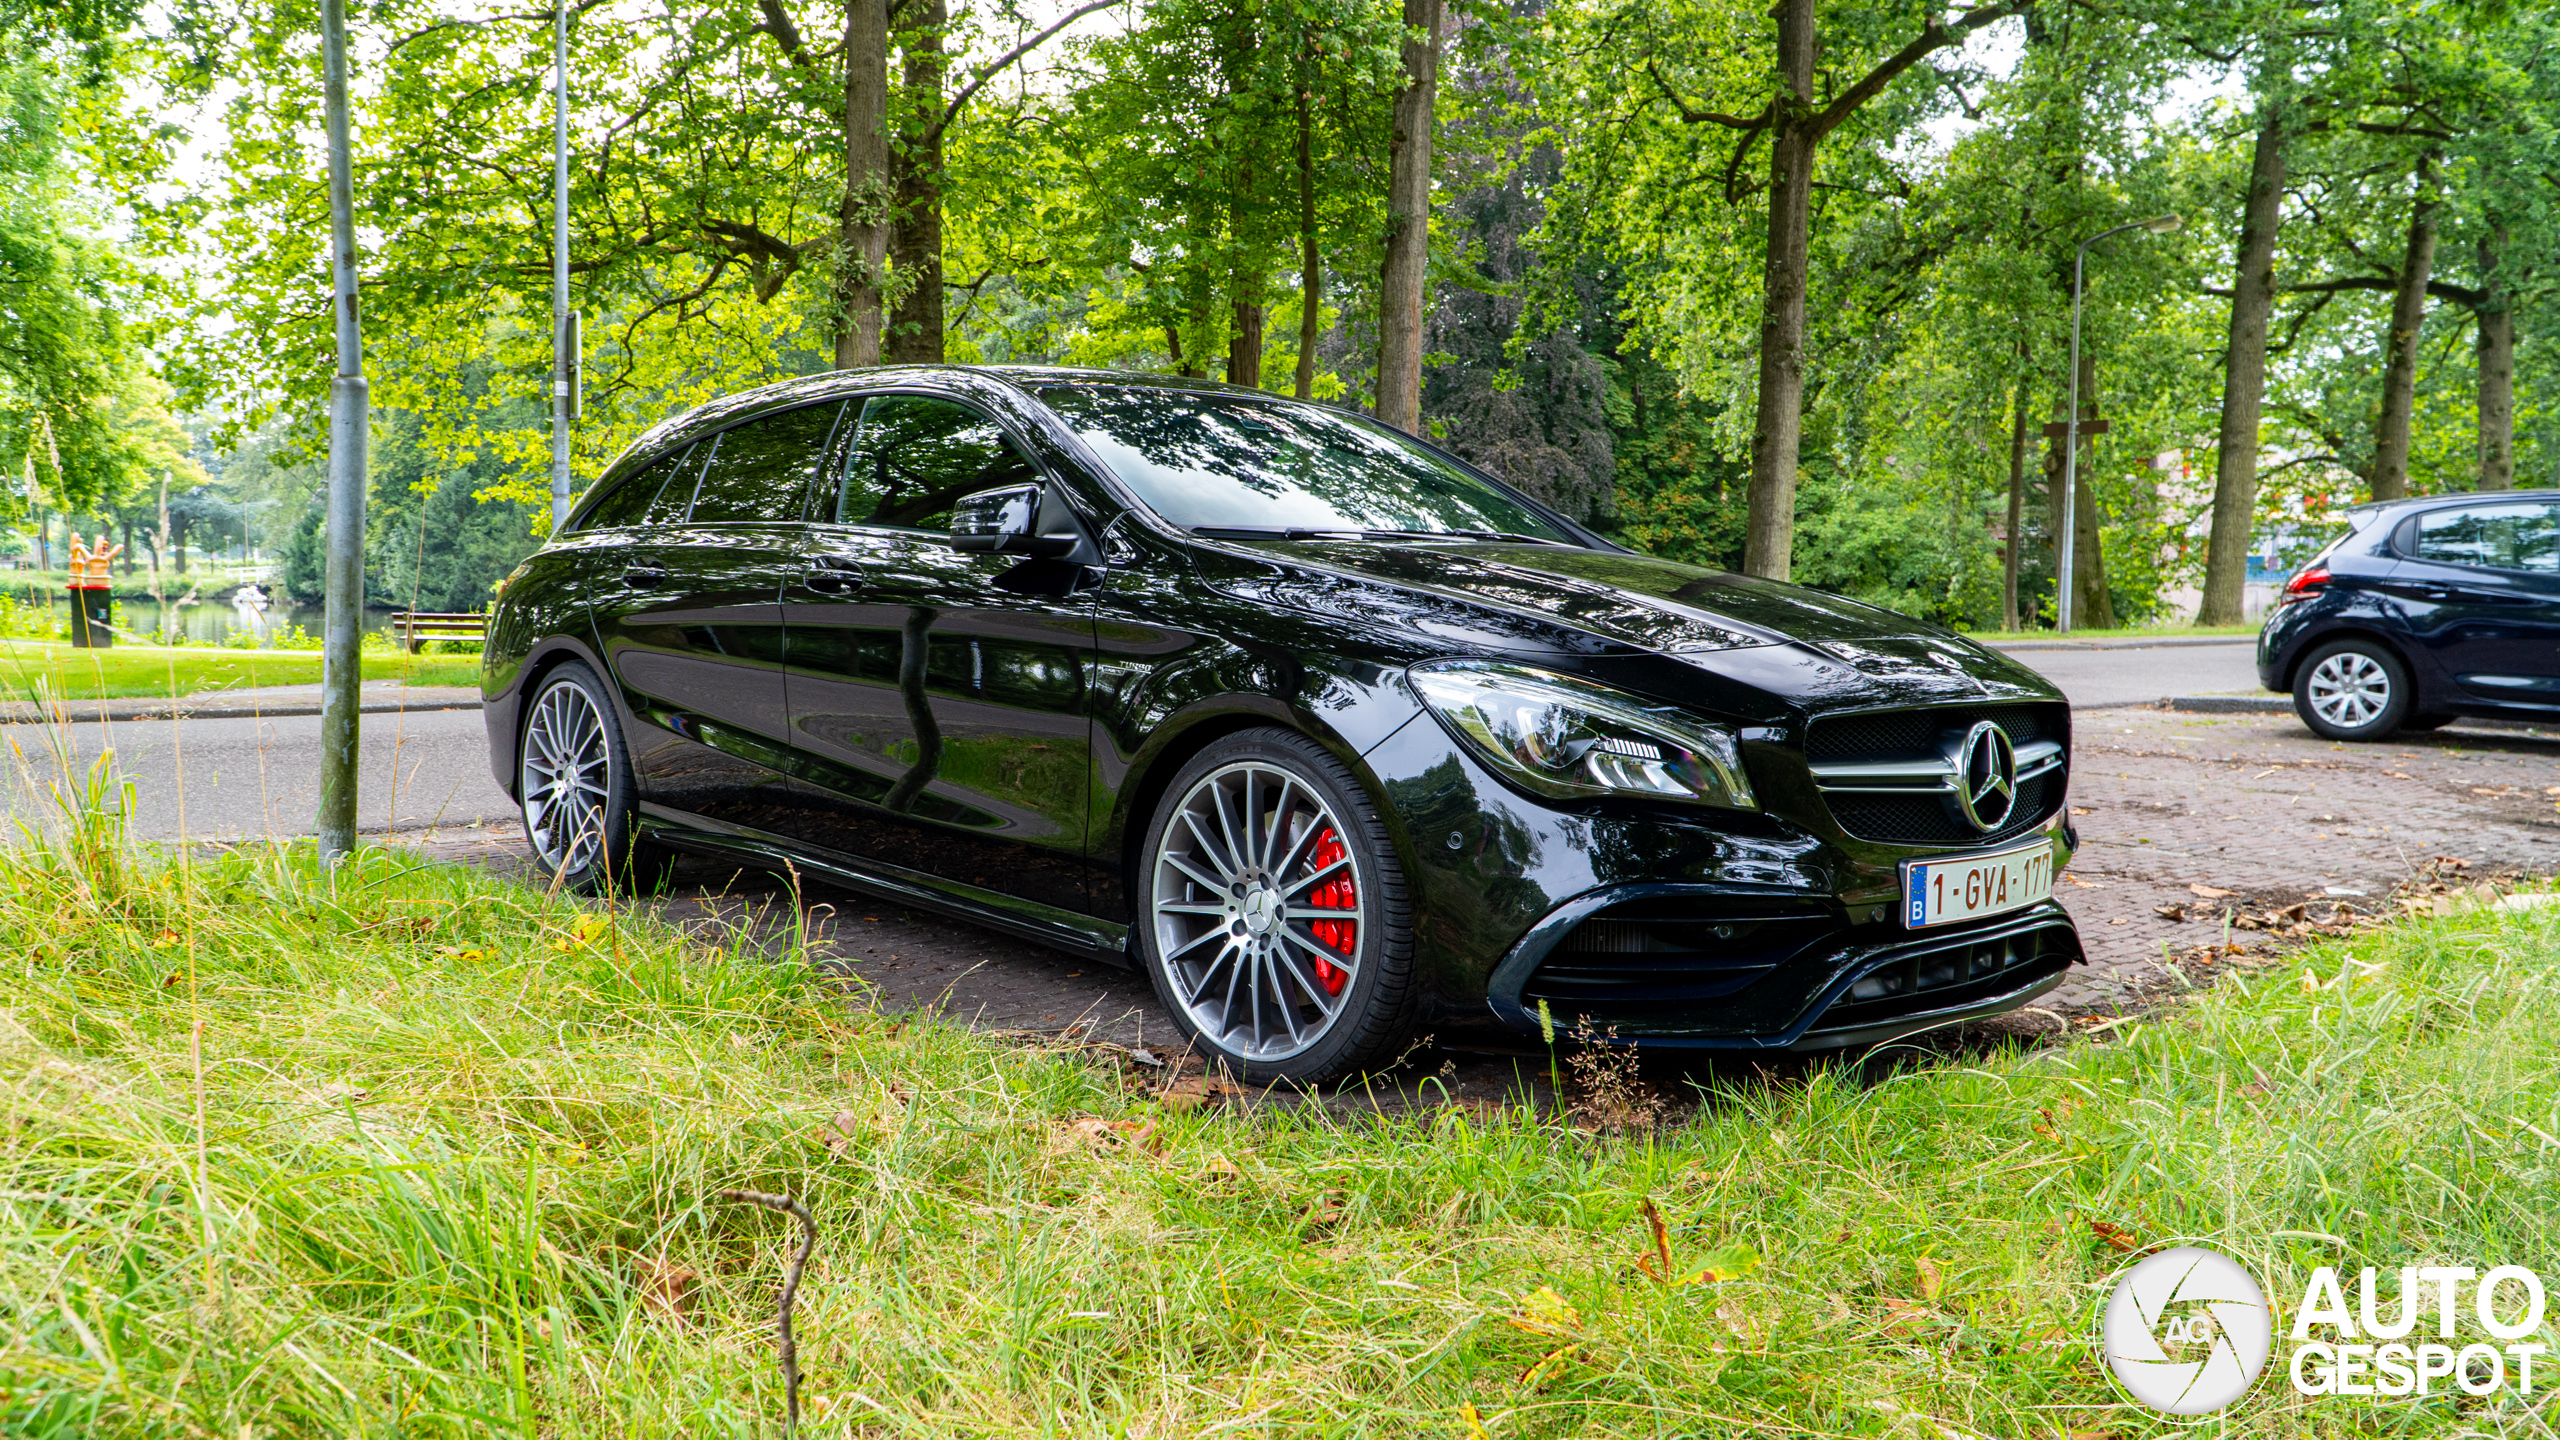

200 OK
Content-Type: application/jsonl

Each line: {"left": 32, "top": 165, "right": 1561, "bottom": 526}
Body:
{"left": 1953, "top": 721, "right": 2017, "bottom": 832}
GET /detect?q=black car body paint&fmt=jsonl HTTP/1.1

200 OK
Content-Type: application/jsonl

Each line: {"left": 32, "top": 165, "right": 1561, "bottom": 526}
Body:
{"left": 487, "top": 366, "right": 2084, "bottom": 1053}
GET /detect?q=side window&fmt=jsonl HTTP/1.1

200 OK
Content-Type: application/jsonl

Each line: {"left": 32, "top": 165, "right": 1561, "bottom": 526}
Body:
{"left": 576, "top": 446, "right": 694, "bottom": 531}
{"left": 2412, "top": 503, "right": 2560, "bottom": 573}
{"left": 688, "top": 403, "right": 846, "bottom": 525}
{"left": 834, "top": 395, "right": 1040, "bottom": 531}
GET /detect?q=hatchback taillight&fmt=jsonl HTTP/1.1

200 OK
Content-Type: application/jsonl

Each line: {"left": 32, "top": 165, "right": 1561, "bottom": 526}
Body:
{"left": 2279, "top": 567, "right": 2330, "bottom": 604}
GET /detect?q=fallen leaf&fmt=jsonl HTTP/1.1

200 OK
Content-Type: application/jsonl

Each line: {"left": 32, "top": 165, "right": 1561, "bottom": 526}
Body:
{"left": 1126, "top": 1046, "right": 1165, "bottom": 1068}
{"left": 634, "top": 1255, "right": 699, "bottom": 1323}
{"left": 2236, "top": 1083, "right": 2268, "bottom": 1098}
{"left": 815, "top": 1109, "right": 862, "bottom": 1155}
{"left": 1200, "top": 1154, "right": 1241, "bottom": 1182}
{"left": 2069, "top": 807, "right": 2092, "bottom": 816}
{"left": 1459, "top": 1401, "right": 1492, "bottom": 1440}
{"left": 1155, "top": 1073, "right": 1236, "bottom": 1114}
{"left": 1065, "top": 1117, "right": 1162, "bottom": 1155}
{"left": 1520, "top": 1342, "right": 1580, "bottom": 1386}
{"left": 2153, "top": 905, "right": 2187, "bottom": 922}
{"left": 1877, "top": 1295, "right": 1937, "bottom": 1330}
{"left": 1915, "top": 1256, "right": 1943, "bottom": 1300}
{"left": 2063, "top": 873, "right": 2101, "bottom": 888}
{"left": 1506, "top": 1285, "right": 1581, "bottom": 1337}
{"left": 2089, "top": 1220, "right": 2140, "bottom": 1253}
{"left": 2188, "top": 884, "right": 2238, "bottom": 899}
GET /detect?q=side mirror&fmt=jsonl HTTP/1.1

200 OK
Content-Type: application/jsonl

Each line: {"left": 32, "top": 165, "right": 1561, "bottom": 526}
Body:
{"left": 951, "top": 482, "right": 1079, "bottom": 559}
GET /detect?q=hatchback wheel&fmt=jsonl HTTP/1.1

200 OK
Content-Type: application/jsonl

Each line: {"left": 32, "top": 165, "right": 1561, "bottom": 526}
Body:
{"left": 518, "top": 661, "right": 676, "bottom": 891}
{"left": 2293, "top": 639, "right": 2413, "bottom": 741}
{"left": 1137, "top": 730, "right": 1415, "bottom": 1084}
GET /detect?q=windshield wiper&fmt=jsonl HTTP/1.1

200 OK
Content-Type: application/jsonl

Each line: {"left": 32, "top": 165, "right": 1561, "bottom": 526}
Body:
{"left": 1357, "top": 528, "right": 1570, "bottom": 546}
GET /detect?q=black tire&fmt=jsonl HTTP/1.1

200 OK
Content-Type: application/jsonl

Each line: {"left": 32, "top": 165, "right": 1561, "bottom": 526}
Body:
{"left": 516, "top": 661, "right": 679, "bottom": 893}
{"left": 1134, "top": 728, "right": 1417, "bottom": 1084}
{"left": 2292, "top": 639, "right": 2414, "bottom": 742}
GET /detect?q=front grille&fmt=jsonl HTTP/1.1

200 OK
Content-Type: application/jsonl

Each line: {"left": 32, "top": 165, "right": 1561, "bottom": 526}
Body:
{"left": 1806, "top": 702, "right": 2067, "bottom": 846}
{"left": 1805, "top": 702, "right": 2059, "bottom": 763}
{"left": 1523, "top": 898, "right": 1836, "bottom": 1021}
{"left": 1823, "top": 770, "right": 2062, "bottom": 846}
{"left": 1808, "top": 916, "right": 2079, "bottom": 1035}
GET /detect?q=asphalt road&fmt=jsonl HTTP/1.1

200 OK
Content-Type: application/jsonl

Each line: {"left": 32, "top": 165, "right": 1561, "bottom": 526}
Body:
{"left": 1995, "top": 640, "right": 2265, "bottom": 709}
{"left": 0, "top": 704, "right": 512, "bottom": 842}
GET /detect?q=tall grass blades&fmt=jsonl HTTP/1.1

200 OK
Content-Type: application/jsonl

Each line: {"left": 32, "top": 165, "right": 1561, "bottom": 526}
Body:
{"left": 0, "top": 820, "right": 2554, "bottom": 1435}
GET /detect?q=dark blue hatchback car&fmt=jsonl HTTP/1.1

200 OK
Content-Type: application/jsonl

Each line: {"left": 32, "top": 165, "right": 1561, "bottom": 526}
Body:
{"left": 2258, "top": 489, "right": 2560, "bottom": 740}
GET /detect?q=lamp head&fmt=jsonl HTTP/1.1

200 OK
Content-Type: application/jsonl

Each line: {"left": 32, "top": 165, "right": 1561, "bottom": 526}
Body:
{"left": 2143, "top": 213, "right": 2183, "bottom": 234}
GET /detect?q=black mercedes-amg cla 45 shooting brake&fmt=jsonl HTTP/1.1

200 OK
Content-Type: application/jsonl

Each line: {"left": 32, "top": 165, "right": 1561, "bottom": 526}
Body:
{"left": 483, "top": 366, "right": 2084, "bottom": 1081}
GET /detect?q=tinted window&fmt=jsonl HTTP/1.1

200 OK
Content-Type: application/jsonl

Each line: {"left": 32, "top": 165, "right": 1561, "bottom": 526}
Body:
{"left": 688, "top": 403, "right": 845, "bottom": 524}
{"left": 2411, "top": 502, "right": 2560, "bottom": 572}
{"left": 575, "top": 446, "right": 694, "bottom": 531}
{"left": 1037, "top": 385, "right": 1574, "bottom": 542}
{"left": 834, "top": 396, "right": 1039, "bottom": 531}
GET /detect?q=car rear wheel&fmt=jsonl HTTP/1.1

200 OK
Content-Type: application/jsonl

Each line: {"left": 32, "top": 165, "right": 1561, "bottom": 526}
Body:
{"left": 2293, "top": 639, "right": 2413, "bottom": 742}
{"left": 1136, "top": 729, "right": 1415, "bottom": 1084}
{"left": 518, "top": 661, "right": 677, "bottom": 892}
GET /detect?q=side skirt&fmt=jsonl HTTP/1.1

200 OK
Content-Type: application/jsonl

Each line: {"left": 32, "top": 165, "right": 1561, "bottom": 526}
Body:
{"left": 635, "top": 803, "right": 1133, "bottom": 966}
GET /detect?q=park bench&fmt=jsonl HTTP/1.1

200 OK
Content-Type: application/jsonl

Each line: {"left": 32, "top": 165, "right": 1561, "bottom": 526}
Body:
{"left": 387, "top": 610, "right": 489, "bottom": 652}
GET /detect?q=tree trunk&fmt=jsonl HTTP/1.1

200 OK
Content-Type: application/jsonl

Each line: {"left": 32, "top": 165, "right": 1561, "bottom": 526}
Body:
{"left": 884, "top": 0, "right": 947, "bottom": 365}
{"left": 2369, "top": 149, "right": 2441, "bottom": 502}
{"left": 1373, "top": 0, "right": 1442, "bottom": 433}
{"left": 1741, "top": 0, "right": 1815, "bottom": 582}
{"left": 1294, "top": 36, "right": 1319, "bottom": 400}
{"left": 833, "top": 0, "right": 891, "bottom": 370}
{"left": 120, "top": 517, "right": 133, "bottom": 575}
{"left": 2004, "top": 368, "right": 2029, "bottom": 631}
{"left": 2067, "top": 353, "right": 2112, "bottom": 629}
{"left": 1228, "top": 302, "right": 1265, "bottom": 388}
{"left": 34, "top": 509, "right": 49, "bottom": 574}
{"left": 2200, "top": 99, "right": 2285, "bottom": 625}
{"left": 2477, "top": 224, "right": 2514, "bottom": 491}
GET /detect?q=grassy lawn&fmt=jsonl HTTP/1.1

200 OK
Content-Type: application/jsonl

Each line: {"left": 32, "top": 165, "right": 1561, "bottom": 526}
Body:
{"left": 1964, "top": 623, "right": 2263, "bottom": 643}
{"left": 1, "top": 821, "right": 2552, "bottom": 1435}
{"left": 0, "top": 641, "right": 480, "bottom": 699}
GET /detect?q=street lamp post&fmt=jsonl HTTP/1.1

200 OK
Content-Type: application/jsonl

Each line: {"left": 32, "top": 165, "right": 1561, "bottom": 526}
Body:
{"left": 2057, "top": 213, "right": 2181, "bottom": 634}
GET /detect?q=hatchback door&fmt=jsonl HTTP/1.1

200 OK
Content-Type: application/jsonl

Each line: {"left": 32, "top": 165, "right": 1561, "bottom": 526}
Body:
{"left": 594, "top": 400, "right": 847, "bottom": 834}
{"left": 2385, "top": 499, "right": 2560, "bottom": 703}
{"left": 781, "top": 393, "right": 1098, "bottom": 915}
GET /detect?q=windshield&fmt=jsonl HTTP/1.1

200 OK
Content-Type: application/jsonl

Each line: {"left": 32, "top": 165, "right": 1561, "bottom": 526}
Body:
{"left": 1037, "top": 385, "right": 1577, "bottom": 543}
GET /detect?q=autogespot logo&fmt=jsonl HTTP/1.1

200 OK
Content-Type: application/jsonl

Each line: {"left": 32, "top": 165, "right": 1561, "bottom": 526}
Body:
{"left": 2101, "top": 1246, "right": 2275, "bottom": 1416}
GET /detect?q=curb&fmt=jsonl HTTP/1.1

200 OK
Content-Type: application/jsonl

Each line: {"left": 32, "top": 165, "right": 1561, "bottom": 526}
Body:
{"left": 1989, "top": 636, "right": 2257, "bottom": 653}
{"left": 2157, "top": 695, "right": 2290, "bottom": 714}
{"left": 0, "top": 699, "right": 485, "bottom": 727}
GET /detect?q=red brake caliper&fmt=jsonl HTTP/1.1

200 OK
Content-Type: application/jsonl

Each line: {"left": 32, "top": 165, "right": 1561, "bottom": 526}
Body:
{"left": 1304, "top": 827, "right": 1355, "bottom": 995}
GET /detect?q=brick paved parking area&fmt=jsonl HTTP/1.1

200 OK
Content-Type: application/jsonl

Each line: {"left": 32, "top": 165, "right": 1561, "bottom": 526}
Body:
{"left": 2044, "top": 707, "right": 2560, "bottom": 1020}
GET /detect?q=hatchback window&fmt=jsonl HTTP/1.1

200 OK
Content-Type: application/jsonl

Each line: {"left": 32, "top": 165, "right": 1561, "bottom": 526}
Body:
{"left": 1037, "top": 385, "right": 1574, "bottom": 542}
{"left": 576, "top": 445, "right": 695, "bottom": 531}
{"left": 834, "top": 396, "right": 1039, "bottom": 531}
{"left": 687, "top": 403, "right": 846, "bottom": 524}
{"left": 2411, "top": 502, "right": 2560, "bottom": 572}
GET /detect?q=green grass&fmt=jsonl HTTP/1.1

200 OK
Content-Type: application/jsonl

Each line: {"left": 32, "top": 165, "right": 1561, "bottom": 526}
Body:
{"left": 1963, "top": 623, "right": 2263, "bottom": 643}
{"left": 0, "top": 641, "right": 480, "bottom": 699}
{"left": 0, "top": 790, "right": 2554, "bottom": 1434}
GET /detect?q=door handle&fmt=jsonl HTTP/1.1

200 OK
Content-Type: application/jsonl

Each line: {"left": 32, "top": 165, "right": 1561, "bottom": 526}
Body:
{"left": 805, "top": 556, "right": 864, "bottom": 594}
{"left": 624, "top": 566, "right": 669, "bottom": 588}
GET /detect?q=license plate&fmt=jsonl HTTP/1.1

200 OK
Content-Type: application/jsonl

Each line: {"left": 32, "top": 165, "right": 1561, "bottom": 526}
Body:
{"left": 1902, "top": 842, "right": 2056, "bottom": 929}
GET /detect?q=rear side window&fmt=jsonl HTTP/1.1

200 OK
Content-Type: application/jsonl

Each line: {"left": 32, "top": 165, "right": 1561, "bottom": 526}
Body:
{"left": 577, "top": 445, "right": 695, "bottom": 531}
{"left": 688, "top": 403, "right": 847, "bottom": 525}
{"left": 832, "top": 395, "right": 1039, "bottom": 531}
{"left": 2410, "top": 502, "right": 2560, "bottom": 573}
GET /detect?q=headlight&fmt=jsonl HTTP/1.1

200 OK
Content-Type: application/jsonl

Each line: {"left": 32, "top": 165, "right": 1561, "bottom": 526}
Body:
{"left": 1408, "top": 662, "right": 1755, "bottom": 810}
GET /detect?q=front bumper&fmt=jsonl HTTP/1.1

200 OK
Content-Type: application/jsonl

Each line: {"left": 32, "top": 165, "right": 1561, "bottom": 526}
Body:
{"left": 1485, "top": 894, "right": 2082, "bottom": 1049}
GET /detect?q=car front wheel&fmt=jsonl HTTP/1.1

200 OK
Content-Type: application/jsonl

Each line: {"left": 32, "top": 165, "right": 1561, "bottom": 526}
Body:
{"left": 1136, "top": 729, "right": 1416, "bottom": 1084}
{"left": 2293, "top": 639, "right": 2414, "bottom": 741}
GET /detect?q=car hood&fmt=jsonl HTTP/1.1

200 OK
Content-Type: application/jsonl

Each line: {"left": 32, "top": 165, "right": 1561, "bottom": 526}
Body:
{"left": 1201, "top": 538, "right": 2049, "bottom": 701}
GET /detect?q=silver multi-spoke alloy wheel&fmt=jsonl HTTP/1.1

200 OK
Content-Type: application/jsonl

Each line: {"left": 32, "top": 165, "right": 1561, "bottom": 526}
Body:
{"left": 1150, "top": 760, "right": 1366, "bottom": 1063}
{"left": 520, "top": 676, "right": 614, "bottom": 877}
{"left": 2306, "top": 650, "right": 2391, "bottom": 729}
